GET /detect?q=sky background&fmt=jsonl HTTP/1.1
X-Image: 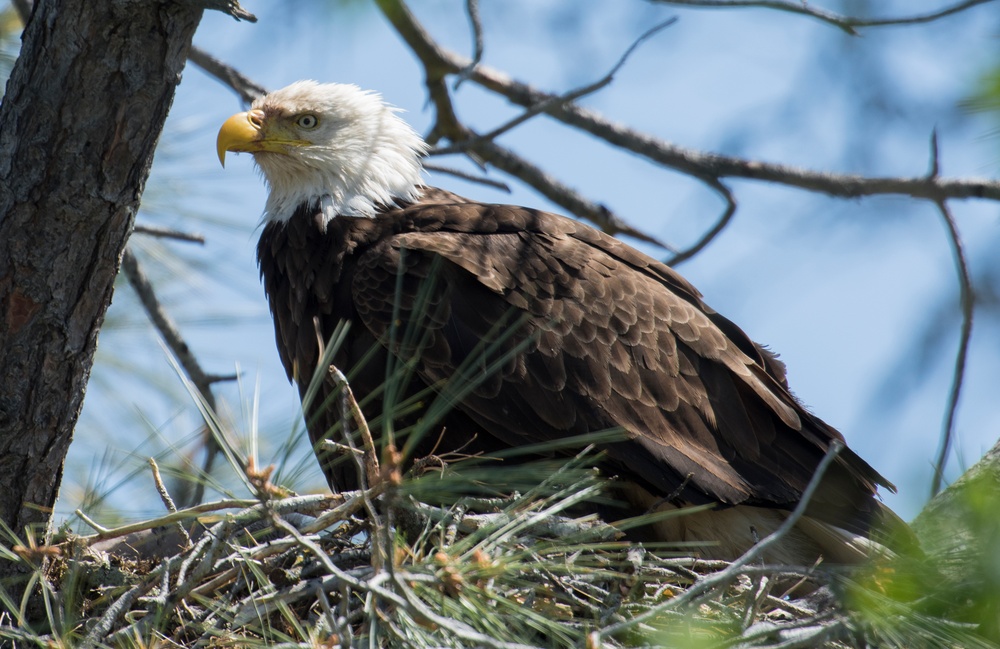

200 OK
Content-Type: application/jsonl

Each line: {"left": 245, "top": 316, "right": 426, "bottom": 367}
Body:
{"left": 33, "top": 0, "right": 1000, "bottom": 524}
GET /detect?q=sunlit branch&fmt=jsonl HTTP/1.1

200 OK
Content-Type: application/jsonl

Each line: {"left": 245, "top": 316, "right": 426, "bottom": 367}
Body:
{"left": 379, "top": 0, "right": 668, "bottom": 247}
{"left": 648, "top": 0, "right": 997, "bottom": 36}
{"left": 467, "top": 64, "right": 1000, "bottom": 202}
{"left": 379, "top": 0, "right": 1000, "bottom": 206}
{"left": 189, "top": 45, "right": 267, "bottom": 105}
{"left": 466, "top": 135, "right": 670, "bottom": 248}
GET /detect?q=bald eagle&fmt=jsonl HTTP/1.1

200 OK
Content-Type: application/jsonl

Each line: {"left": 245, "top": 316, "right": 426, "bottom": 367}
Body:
{"left": 218, "top": 80, "right": 900, "bottom": 564}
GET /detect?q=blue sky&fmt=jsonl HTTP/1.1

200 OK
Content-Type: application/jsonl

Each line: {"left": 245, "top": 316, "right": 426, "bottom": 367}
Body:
{"left": 60, "top": 0, "right": 1000, "bottom": 523}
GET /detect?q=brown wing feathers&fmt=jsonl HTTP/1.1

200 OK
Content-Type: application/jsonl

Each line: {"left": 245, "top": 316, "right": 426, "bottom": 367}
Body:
{"left": 258, "top": 187, "right": 894, "bottom": 552}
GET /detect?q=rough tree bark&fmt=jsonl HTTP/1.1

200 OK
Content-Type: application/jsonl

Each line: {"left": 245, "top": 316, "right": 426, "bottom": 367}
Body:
{"left": 0, "top": 0, "right": 203, "bottom": 583}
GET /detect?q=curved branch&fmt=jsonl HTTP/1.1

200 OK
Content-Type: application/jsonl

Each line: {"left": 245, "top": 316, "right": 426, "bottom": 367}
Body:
{"left": 452, "top": 0, "right": 484, "bottom": 88}
{"left": 648, "top": 0, "right": 998, "bottom": 36}
{"left": 465, "top": 137, "right": 670, "bottom": 248}
{"left": 929, "top": 198, "right": 975, "bottom": 498}
{"left": 667, "top": 179, "right": 736, "bottom": 266}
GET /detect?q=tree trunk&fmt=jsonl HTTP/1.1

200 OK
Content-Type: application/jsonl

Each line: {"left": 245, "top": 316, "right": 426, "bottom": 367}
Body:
{"left": 0, "top": 0, "right": 202, "bottom": 583}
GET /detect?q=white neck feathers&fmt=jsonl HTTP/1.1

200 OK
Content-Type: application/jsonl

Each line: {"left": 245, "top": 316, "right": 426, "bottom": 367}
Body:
{"left": 251, "top": 81, "right": 427, "bottom": 224}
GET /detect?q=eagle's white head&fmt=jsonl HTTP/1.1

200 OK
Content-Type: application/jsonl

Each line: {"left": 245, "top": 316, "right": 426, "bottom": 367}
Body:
{"left": 217, "top": 81, "right": 427, "bottom": 223}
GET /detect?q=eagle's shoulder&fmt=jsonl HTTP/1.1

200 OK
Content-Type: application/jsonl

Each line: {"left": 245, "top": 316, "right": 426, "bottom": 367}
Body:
{"left": 384, "top": 189, "right": 788, "bottom": 385}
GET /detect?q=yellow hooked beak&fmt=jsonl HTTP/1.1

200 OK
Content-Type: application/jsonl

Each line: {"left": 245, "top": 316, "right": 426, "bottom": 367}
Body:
{"left": 216, "top": 109, "right": 310, "bottom": 167}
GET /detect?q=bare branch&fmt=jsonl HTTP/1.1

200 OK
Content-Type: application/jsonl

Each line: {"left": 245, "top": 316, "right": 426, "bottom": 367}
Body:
{"left": 467, "top": 64, "right": 1000, "bottom": 202}
{"left": 422, "top": 163, "right": 511, "bottom": 192}
{"left": 121, "top": 247, "right": 226, "bottom": 505}
{"left": 133, "top": 223, "right": 205, "bottom": 244}
{"left": 452, "top": 0, "right": 484, "bottom": 88}
{"left": 189, "top": 45, "right": 267, "bottom": 105}
{"left": 667, "top": 179, "right": 735, "bottom": 265}
{"left": 121, "top": 248, "right": 219, "bottom": 411}
{"left": 467, "top": 137, "right": 671, "bottom": 248}
{"left": 648, "top": 0, "right": 997, "bottom": 36}
{"left": 434, "top": 17, "right": 676, "bottom": 155}
{"left": 148, "top": 457, "right": 180, "bottom": 514}
{"left": 176, "top": 0, "right": 257, "bottom": 22}
{"left": 598, "top": 440, "right": 844, "bottom": 639}
{"left": 377, "top": 0, "right": 1000, "bottom": 205}
{"left": 930, "top": 198, "right": 974, "bottom": 497}
{"left": 148, "top": 457, "right": 193, "bottom": 548}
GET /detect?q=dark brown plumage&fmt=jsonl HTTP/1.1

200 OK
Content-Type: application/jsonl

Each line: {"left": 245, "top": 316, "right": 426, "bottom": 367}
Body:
{"left": 219, "top": 81, "right": 901, "bottom": 564}
{"left": 257, "top": 186, "right": 896, "bottom": 563}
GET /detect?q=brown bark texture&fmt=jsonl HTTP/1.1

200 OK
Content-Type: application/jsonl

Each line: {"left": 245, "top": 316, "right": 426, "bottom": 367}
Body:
{"left": 0, "top": 0, "right": 202, "bottom": 579}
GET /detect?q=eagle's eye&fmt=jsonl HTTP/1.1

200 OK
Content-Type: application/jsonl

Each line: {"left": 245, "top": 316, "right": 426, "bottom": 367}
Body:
{"left": 296, "top": 114, "right": 319, "bottom": 129}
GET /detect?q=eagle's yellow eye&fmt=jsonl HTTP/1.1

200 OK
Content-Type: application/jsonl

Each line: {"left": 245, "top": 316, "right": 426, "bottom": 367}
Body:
{"left": 296, "top": 114, "right": 319, "bottom": 129}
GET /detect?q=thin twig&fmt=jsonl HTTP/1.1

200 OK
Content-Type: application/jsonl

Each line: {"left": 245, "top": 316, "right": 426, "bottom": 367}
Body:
{"left": 683, "top": 441, "right": 843, "bottom": 600}
{"left": 465, "top": 137, "right": 671, "bottom": 248}
{"left": 598, "top": 441, "right": 843, "bottom": 639}
{"left": 133, "top": 224, "right": 205, "bottom": 244}
{"left": 648, "top": 0, "right": 997, "bottom": 36}
{"left": 74, "top": 509, "right": 109, "bottom": 535}
{"left": 178, "top": 0, "right": 257, "bottom": 22}
{"left": 76, "top": 494, "right": 336, "bottom": 544}
{"left": 453, "top": 0, "right": 484, "bottom": 88}
{"left": 930, "top": 198, "right": 974, "bottom": 497}
{"left": 149, "top": 457, "right": 193, "bottom": 548}
{"left": 122, "top": 247, "right": 224, "bottom": 506}
{"left": 328, "top": 365, "right": 380, "bottom": 489}
{"left": 271, "top": 514, "right": 407, "bottom": 608}
{"left": 148, "top": 457, "right": 179, "bottom": 514}
{"left": 435, "top": 18, "right": 676, "bottom": 154}
{"left": 422, "top": 163, "right": 511, "bottom": 192}
{"left": 667, "top": 178, "right": 736, "bottom": 265}
{"left": 312, "top": 321, "right": 388, "bottom": 570}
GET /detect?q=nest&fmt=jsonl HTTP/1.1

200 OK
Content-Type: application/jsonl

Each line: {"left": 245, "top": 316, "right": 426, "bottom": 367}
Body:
{"left": 1, "top": 458, "right": 989, "bottom": 649}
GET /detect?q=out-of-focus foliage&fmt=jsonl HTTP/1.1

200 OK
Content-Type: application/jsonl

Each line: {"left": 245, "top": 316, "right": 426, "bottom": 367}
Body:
{"left": 964, "top": 61, "right": 1000, "bottom": 119}
{"left": 0, "top": 4, "right": 21, "bottom": 89}
{"left": 913, "top": 453, "right": 1000, "bottom": 642}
